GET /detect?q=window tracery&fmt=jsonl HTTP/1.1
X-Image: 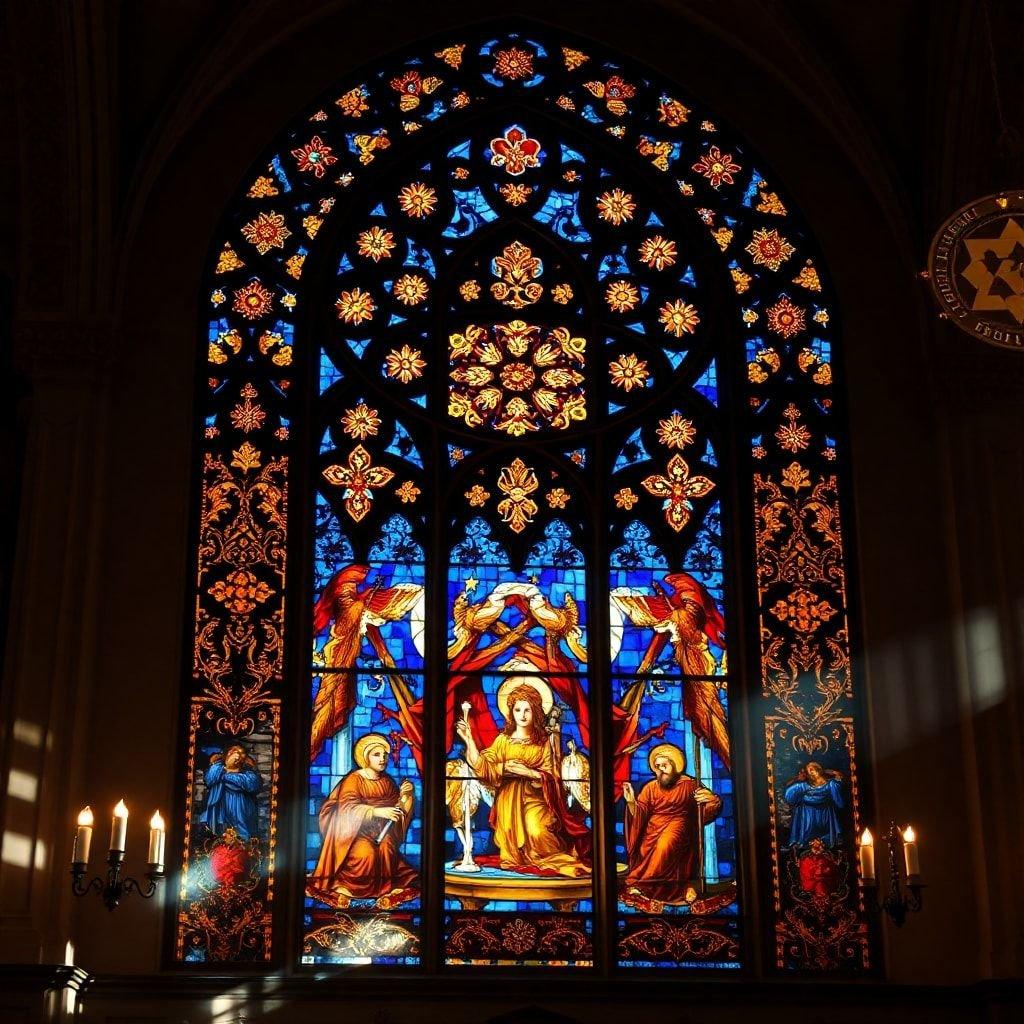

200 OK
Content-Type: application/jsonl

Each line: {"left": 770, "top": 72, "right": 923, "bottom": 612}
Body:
{"left": 176, "top": 28, "right": 870, "bottom": 974}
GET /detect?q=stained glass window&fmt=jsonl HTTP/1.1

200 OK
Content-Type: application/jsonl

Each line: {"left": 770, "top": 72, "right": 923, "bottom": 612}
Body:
{"left": 175, "top": 28, "right": 871, "bottom": 974}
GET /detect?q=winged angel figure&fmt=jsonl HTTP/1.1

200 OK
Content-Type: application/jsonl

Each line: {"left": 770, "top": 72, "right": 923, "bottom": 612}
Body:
{"left": 311, "top": 564, "right": 424, "bottom": 761}
{"left": 610, "top": 572, "right": 731, "bottom": 770}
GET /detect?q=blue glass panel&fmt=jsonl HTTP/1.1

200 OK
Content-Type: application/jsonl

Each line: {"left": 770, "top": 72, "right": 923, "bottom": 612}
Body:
{"left": 533, "top": 191, "right": 591, "bottom": 243}
{"left": 614, "top": 428, "right": 652, "bottom": 473}
{"left": 442, "top": 188, "right": 499, "bottom": 238}
{"left": 319, "top": 350, "right": 344, "bottom": 393}
{"left": 598, "top": 251, "right": 630, "bottom": 279}
{"left": 405, "top": 239, "right": 436, "bottom": 275}
{"left": 561, "top": 143, "right": 586, "bottom": 164}
{"left": 741, "top": 170, "right": 764, "bottom": 208}
{"left": 269, "top": 154, "right": 292, "bottom": 192}
{"left": 695, "top": 359, "right": 719, "bottom": 406}
{"left": 387, "top": 422, "right": 423, "bottom": 468}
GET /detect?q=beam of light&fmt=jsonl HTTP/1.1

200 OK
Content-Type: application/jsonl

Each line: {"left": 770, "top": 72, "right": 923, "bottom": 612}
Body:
{"left": 7, "top": 769, "right": 38, "bottom": 803}
{"left": 1, "top": 831, "right": 46, "bottom": 869}
{"left": 965, "top": 608, "right": 1007, "bottom": 711}
{"left": 12, "top": 720, "right": 43, "bottom": 748}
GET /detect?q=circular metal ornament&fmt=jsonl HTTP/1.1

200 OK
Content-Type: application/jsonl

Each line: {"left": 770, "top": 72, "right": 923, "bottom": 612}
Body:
{"left": 927, "top": 191, "right": 1024, "bottom": 351}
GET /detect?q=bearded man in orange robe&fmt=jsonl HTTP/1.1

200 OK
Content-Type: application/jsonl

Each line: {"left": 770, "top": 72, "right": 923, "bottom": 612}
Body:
{"left": 307, "top": 733, "right": 418, "bottom": 908}
{"left": 622, "top": 742, "right": 721, "bottom": 906}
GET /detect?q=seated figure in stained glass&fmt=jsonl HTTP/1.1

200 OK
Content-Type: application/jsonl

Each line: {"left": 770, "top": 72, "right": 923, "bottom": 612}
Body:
{"left": 456, "top": 675, "right": 590, "bottom": 879}
{"left": 307, "top": 733, "right": 418, "bottom": 909}
{"left": 622, "top": 742, "right": 721, "bottom": 907}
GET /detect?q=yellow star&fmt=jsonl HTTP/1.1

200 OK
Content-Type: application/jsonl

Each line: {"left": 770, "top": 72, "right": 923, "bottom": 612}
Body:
{"left": 961, "top": 217, "right": 1024, "bottom": 323}
{"left": 464, "top": 577, "right": 479, "bottom": 593}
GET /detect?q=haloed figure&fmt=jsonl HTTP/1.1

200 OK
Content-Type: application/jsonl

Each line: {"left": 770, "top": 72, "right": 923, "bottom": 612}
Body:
{"left": 456, "top": 678, "right": 590, "bottom": 877}
{"left": 623, "top": 742, "right": 721, "bottom": 905}
{"left": 307, "top": 733, "right": 417, "bottom": 908}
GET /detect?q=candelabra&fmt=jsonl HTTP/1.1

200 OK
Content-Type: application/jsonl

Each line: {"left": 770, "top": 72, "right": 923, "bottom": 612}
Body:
{"left": 71, "top": 853, "right": 165, "bottom": 911}
{"left": 860, "top": 820, "right": 924, "bottom": 927}
{"left": 69, "top": 802, "right": 167, "bottom": 911}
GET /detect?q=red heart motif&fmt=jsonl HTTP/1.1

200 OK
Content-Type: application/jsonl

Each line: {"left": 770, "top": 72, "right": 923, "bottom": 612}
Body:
{"left": 209, "top": 842, "right": 251, "bottom": 888}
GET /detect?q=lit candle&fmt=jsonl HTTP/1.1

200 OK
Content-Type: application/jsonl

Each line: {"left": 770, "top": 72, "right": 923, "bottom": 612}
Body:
{"left": 902, "top": 825, "right": 920, "bottom": 879}
{"left": 110, "top": 799, "right": 128, "bottom": 856}
{"left": 73, "top": 806, "right": 93, "bottom": 866}
{"left": 859, "top": 828, "right": 876, "bottom": 883}
{"left": 148, "top": 811, "right": 166, "bottom": 872}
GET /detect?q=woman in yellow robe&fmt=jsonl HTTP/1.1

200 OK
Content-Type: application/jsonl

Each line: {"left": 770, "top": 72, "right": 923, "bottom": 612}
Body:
{"left": 456, "top": 680, "right": 590, "bottom": 877}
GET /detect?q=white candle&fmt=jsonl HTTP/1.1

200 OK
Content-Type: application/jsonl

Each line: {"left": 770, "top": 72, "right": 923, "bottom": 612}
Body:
{"left": 902, "top": 825, "right": 920, "bottom": 878}
{"left": 73, "top": 806, "right": 93, "bottom": 865}
{"left": 148, "top": 811, "right": 166, "bottom": 871}
{"left": 110, "top": 799, "right": 128, "bottom": 855}
{"left": 461, "top": 701, "right": 472, "bottom": 721}
{"left": 859, "top": 828, "right": 876, "bottom": 883}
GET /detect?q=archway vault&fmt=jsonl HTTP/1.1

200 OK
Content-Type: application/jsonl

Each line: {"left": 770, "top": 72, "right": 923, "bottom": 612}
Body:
{"left": 174, "top": 23, "right": 871, "bottom": 975}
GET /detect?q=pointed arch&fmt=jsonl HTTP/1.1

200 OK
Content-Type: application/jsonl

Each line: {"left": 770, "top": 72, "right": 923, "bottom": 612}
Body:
{"left": 176, "top": 25, "right": 869, "bottom": 973}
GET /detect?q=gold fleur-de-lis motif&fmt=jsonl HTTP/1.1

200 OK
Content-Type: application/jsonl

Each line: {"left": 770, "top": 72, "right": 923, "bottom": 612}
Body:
{"left": 496, "top": 458, "right": 539, "bottom": 533}
{"left": 490, "top": 240, "right": 544, "bottom": 309}
{"left": 641, "top": 454, "right": 715, "bottom": 532}
{"left": 322, "top": 445, "right": 395, "bottom": 522}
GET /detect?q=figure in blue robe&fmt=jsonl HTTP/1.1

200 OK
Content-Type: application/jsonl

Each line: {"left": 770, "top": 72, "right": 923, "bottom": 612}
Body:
{"left": 199, "top": 744, "right": 262, "bottom": 840}
{"left": 784, "top": 762, "right": 844, "bottom": 848}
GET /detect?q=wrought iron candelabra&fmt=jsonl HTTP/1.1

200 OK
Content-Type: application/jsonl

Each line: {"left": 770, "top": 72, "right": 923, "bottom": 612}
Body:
{"left": 69, "top": 802, "right": 166, "bottom": 911}
{"left": 71, "top": 852, "right": 164, "bottom": 912}
{"left": 862, "top": 820, "right": 924, "bottom": 927}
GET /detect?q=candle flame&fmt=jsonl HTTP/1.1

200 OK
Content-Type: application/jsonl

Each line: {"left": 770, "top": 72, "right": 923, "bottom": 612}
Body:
{"left": 150, "top": 810, "right": 165, "bottom": 830}
{"left": 902, "top": 825, "right": 916, "bottom": 843}
{"left": 113, "top": 799, "right": 128, "bottom": 819}
{"left": 77, "top": 806, "right": 93, "bottom": 827}
{"left": 860, "top": 828, "right": 873, "bottom": 846}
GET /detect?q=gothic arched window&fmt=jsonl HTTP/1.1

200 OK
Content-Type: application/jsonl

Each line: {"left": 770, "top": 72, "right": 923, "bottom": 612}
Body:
{"left": 175, "top": 29, "right": 870, "bottom": 974}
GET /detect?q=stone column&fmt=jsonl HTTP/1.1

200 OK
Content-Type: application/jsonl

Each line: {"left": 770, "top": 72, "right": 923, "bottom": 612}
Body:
{"left": 0, "top": 322, "right": 111, "bottom": 971}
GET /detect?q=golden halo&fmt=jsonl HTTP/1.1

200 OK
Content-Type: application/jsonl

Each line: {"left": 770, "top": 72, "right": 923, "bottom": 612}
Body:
{"left": 496, "top": 676, "right": 554, "bottom": 720}
{"left": 648, "top": 742, "right": 686, "bottom": 775}
{"left": 354, "top": 732, "right": 391, "bottom": 769}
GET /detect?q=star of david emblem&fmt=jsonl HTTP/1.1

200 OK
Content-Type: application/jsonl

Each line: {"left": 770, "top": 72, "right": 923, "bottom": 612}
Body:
{"left": 927, "top": 192, "right": 1024, "bottom": 350}
{"left": 960, "top": 217, "right": 1024, "bottom": 324}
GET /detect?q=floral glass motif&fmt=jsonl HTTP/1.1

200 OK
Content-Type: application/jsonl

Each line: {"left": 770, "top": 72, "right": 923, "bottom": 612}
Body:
{"left": 179, "top": 26, "right": 866, "bottom": 976}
